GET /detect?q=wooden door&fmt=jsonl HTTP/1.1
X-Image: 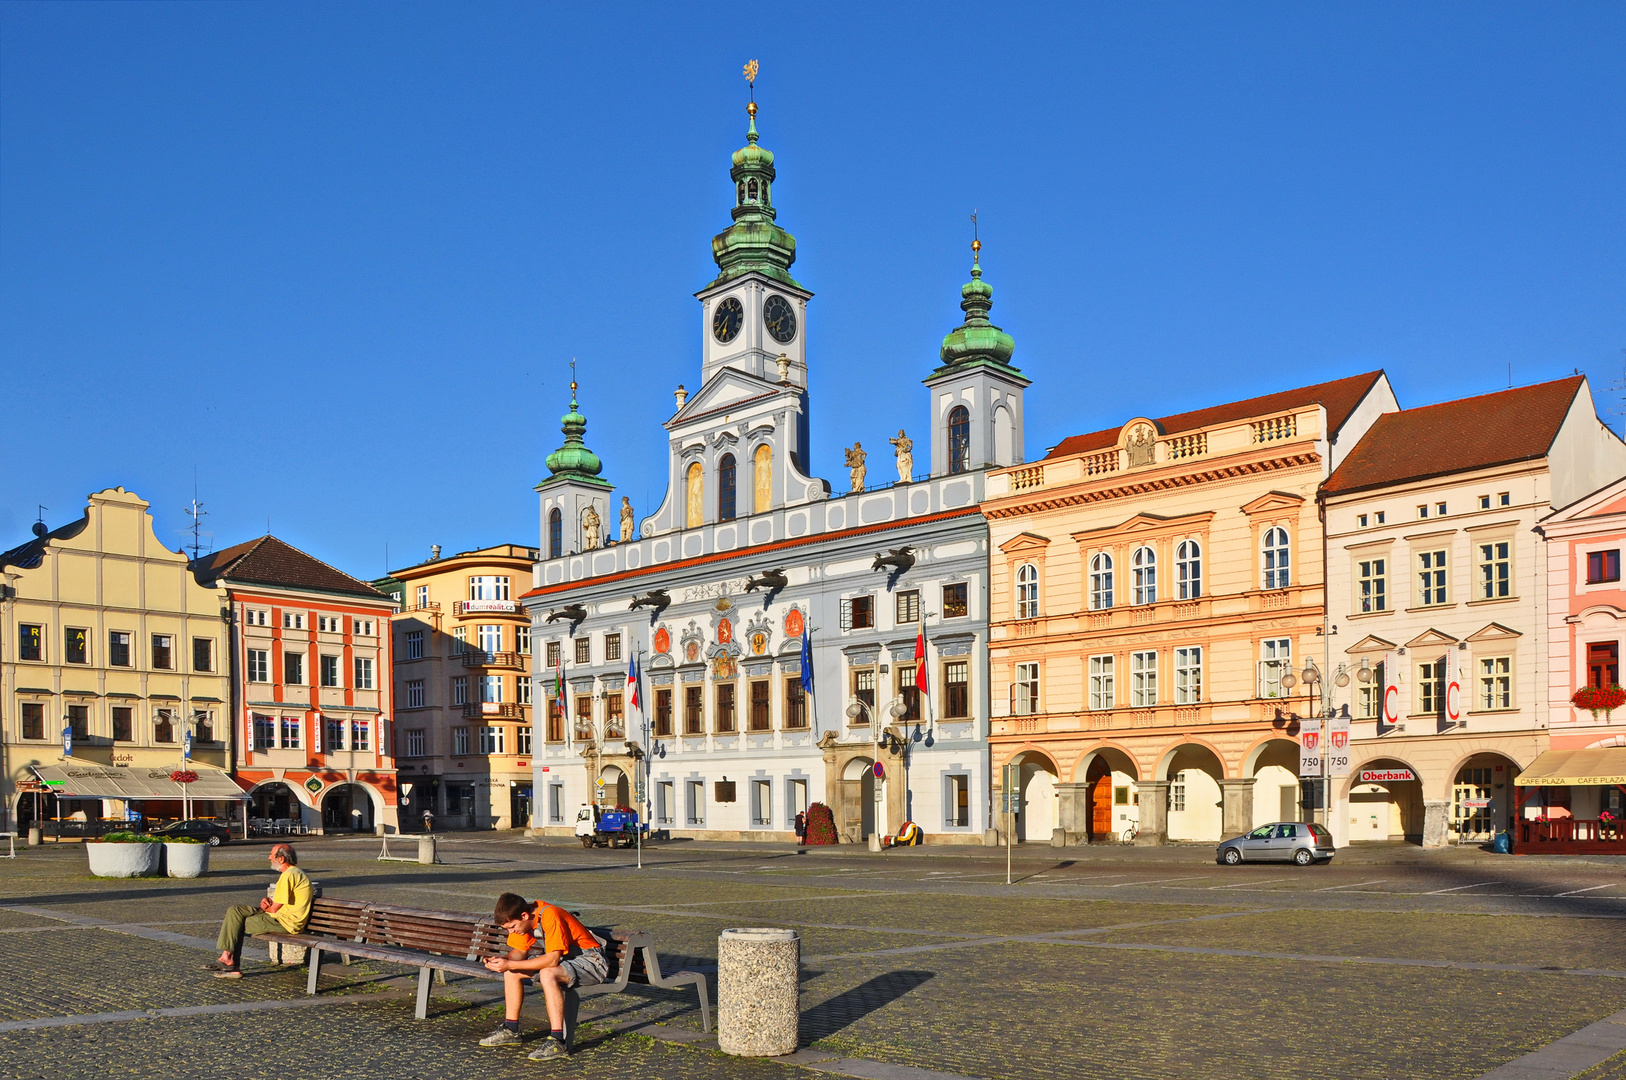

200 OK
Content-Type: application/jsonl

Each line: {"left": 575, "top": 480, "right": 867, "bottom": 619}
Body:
{"left": 1087, "top": 761, "right": 1113, "bottom": 840}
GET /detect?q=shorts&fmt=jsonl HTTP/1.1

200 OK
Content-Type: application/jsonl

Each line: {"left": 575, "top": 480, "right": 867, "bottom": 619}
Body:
{"left": 552, "top": 946, "right": 608, "bottom": 989}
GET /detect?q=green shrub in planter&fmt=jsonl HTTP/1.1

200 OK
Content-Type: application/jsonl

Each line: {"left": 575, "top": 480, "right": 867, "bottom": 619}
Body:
{"left": 87, "top": 834, "right": 163, "bottom": 877}
{"left": 96, "top": 831, "right": 163, "bottom": 843}
{"left": 162, "top": 836, "right": 203, "bottom": 844}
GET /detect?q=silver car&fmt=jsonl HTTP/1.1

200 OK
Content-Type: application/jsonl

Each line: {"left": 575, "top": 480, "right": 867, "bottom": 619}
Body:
{"left": 1216, "top": 821, "right": 1335, "bottom": 866}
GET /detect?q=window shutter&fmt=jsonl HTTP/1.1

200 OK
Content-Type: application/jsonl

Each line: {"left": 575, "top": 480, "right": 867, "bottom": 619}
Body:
{"left": 839, "top": 599, "right": 852, "bottom": 631}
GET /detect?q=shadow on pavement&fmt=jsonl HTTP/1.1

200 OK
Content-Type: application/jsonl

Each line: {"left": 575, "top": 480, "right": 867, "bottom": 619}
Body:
{"left": 800, "top": 969, "right": 934, "bottom": 1040}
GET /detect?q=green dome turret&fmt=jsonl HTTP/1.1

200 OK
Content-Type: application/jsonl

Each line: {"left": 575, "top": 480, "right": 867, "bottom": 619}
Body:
{"left": 932, "top": 238, "right": 1019, "bottom": 377}
{"left": 707, "top": 95, "right": 803, "bottom": 292}
{"left": 543, "top": 380, "right": 606, "bottom": 484}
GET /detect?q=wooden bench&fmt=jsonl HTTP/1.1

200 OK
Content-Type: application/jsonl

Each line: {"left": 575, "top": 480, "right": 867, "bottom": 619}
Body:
{"left": 255, "top": 897, "right": 710, "bottom": 1032}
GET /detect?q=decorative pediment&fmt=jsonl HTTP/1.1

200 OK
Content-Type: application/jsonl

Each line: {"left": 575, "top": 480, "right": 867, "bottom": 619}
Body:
{"left": 1241, "top": 491, "right": 1307, "bottom": 516}
{"left": 1465, "top": 622, "right": 1523, "bottom": 644}
{"left": 998, "top": 531, "right": 1051, "bottom": 554}
{"left": 1404, "top": 628, "right": 1460, "bottom": 651}
{"left": 1344, "top": 634, "right": 1397, "bottom": 655}
{"left": 669, "top": 368, "right": 782, "bottom": 427}
{"left": 1071, "top": 510, "right": 1215, "bottom": 544}
{"left": 1569, "top": 604, "right": 1626, "bottom": 629}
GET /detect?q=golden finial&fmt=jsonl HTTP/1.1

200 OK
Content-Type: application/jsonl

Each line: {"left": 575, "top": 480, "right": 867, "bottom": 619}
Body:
{"left": 744, "top": 59, "right": 759, "bottom": 118}
{"left": 970, "top": 210, "right": 981, "bottom": 267}
{"left": 569, "top": 358, "right": 578, "bottom": 407}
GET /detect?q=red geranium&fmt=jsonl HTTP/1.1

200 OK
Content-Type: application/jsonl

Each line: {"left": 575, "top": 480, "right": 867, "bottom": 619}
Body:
{"left": 169, "top": 770, "right": 199, "bottom": 785}
{"left": 1571, "top": 685, "right": 1626, "bottom": 717}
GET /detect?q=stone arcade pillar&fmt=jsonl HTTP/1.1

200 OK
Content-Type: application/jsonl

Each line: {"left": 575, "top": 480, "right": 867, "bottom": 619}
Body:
{"left": 1219, "top": 778, "right": 1256, "bottom": 839}
{"left": 1135, "top": 780, "right": 1169, "bottom": 845}
{"left": 1054, "top": 782, "right": 1090, "bottom": 846}
{"left": 1422, "top": 801, "right": 1450, "bottom": 848}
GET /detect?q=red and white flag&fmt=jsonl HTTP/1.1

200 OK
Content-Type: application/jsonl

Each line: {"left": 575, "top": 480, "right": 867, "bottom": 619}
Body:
{"left": 914, "top": 630, "right": 928, "bottom": 693}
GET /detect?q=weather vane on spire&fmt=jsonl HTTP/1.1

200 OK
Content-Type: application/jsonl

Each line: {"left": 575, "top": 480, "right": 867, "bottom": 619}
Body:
{"left": 744, "top": 59, "right": 759, "bottom": 123}
{"left": 570, "top": 357, "right": 578, "bottom": 406}
{"left": 970, "top": 209, "right": 981, "bottom": 267}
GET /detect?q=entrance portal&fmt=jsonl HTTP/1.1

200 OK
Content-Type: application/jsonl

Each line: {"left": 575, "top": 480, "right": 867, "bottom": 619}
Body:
{"left": 321, "top": 784, "right": 374, "bottom": 832}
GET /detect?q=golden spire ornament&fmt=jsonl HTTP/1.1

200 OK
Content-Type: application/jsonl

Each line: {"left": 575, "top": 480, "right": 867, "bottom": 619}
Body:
{"left": 971, "top": 210, "right": 981, "bottom": 267}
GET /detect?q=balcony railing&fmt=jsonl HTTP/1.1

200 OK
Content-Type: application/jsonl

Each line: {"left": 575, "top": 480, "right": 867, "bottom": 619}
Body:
{"left": 1009, "top": 465, "right": 1045, "bottom": 491}
{"left": 462, "top": 702, "right": 526, "bottom": 719}
{"left": 460, "top": 650, "right": 524, "bottom": 669}
{"left": 1250, "top": 414, "right": 1298, "bottom": 443}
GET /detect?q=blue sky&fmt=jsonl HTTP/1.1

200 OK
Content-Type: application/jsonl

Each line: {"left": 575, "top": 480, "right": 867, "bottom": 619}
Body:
{"left": 3, "top": 4, "right": 1623, "bottom": 578}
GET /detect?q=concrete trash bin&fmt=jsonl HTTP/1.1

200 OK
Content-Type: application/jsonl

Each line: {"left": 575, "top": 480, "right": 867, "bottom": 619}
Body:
{"left": 417, "top": 835, "right": 437, "bottom": 864}
{"left": 717, "top": 927, "right": 799, "bottom": 1057}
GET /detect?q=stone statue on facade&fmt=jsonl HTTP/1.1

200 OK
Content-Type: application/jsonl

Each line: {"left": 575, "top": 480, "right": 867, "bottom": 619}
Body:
{"left": 844, "top": 442, "right": 867, "bottom": 493}
{"left": 1127, "top": 423, "right": 1156, "bottom": 468}
{"left": 582, "top": 505, "right": 601, "bottom": 549}
{"left": 619, "top": 497, "right": 634, "bottom": 542}
{"left": 889, "top": 430, "right": 913, "bottom": 484}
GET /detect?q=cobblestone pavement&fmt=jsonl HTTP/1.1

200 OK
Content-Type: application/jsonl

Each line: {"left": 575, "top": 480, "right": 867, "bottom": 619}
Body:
{"left": 5, "top": 835, "right": 1626, "bottom": 1079}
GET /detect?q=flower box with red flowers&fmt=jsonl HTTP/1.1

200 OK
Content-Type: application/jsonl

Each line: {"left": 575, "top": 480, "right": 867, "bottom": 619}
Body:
{"left": 169, "top": 770, "right": 199, "bottom": 785}
{"left": 1571, "top": 685, "right": 1626, "bottom": 715}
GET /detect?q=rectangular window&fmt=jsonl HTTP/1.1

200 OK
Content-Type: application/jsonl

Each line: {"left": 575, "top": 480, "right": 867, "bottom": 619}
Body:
{"left": 282, "top": 612, "right": 305, "bottom": 630}
{"left": 605, "top": 633, "right": 622, "bottom": 661}
{"left": 1437, "top": 502, "right": 1448, "bottom": 516}
{"left": 516, "top": 625, "right": 530, "bottom": 654}
{"left": 656, "top": 781, "right": 675, "bottom": 825}
{"left": 546, "top": 641, "right": 561, "bottom": 667}
{"left": 1499, "top": 492, "right": 1511, "bottom": 507}
{"left": 1589, "top": 642, "right": 1619, "bottom": 689}
{"left": 1479, "top": 495, "right": 1491, "bottom": 510}
{"left": 246, "top": 609, "right": 269, "bottom": 627}
{"left": 1260, "top": 638, "right": 1291, "bottom": 698}
{"left": 478, "top": 624, "right": 502, "bottom": 654}
{"left": 356, "top": 619, "right": 374, "bottom": 637}
{"left": 482, "top": 674, "right": 504, "bottom": 704}
{"left": 1358, "top": 558, "right": 1387, "bottom": 613}
{"left": 684, "top": 685, "right": 703, "bottom": 734}
{"left": 479, "top": 725, "right": 505, "bottom": 754}
{"left": 109, "top": 631, "right": 130, "bottom": 666}
{"left": 715, "top": 683, "right": 737, "bottom": 732}
{"left": 547, "top": 701, "right": 564, "bottom": 742}
{"left": 20, "top": 702, "right": 44, "bottom": 740}
{"left": 468, "top": 576, "right": 510, "bottom": 601}
{"left": 452, "top": 676, "right": 468, "bottom": 706}
{"left": 1418, "top": 550, "right": 1447, "bottom": 605}
{"left": 751, "top": 778, "right": 772, "bottom": 827}
{"left": 944, "top": 661, "right": 969, "bottom": 719}
{"left": 1478, "top": 541, "right": 1511, "bottom": 599}
{"left": 105, "top": 705, "right": 132, "bottom": 742}
{"left": 18, "top": 624, "right": 42, "bottom": 662}
{"left": 65, "top": 704, "right": 88, "bottom": 739}
{"left": 452, "top": 627, "right": 467, "bottom": 654}
{"left": 947, "top": 774, "right": 970, "bottom": 827}
{"left": 942, "top": 582, "right": 969, "bottom": 618}
{"left": 686, "top": 780, "right": 705, "bottom": 825}
{"left": 318, "top": 615, "right": 339, "bottom": 633}
{"left": 1377, "top": 511, "right": 1386, "bottom": 524}
{"left": 453, "top": 727, "right": 470, "bottom": 756}
{"left": 405, "top": 679, "right": 425, "bottom": 708}
{"left": 655, "top": 688, "right": 674, "bottom": 736}
{"left": 354, "top": 656, "right": 374, "bottom": 690}
{"left": 517, "top": 676, "right": 531, "bottom": 705}
{"left": 248, "top": 648, "right": 269, "bottom": 683}
{"left": 326, "top": 717, "right": 345, "bottom": 751}
{"left": 320, "top": 655, "right": 341, "bottom": 687}
{"left": 64, "top": 628, "right": 88, "bottom": 665}
{"left": 1358, "top": 514, "right": 1369, "bottom": 527}
{"left": 1172, "top": 779, "right": 1186, "bottom": 812}
{"left": 844, "top": 595, "right": 874, "bottom": 630}
{"left": 896, "top": 590, "right": 920, "bottom": 624}
{"left": 1589, "top": 550, "right": 1621, "bottom": 585}
{"left": 192, "top": 637, "right": 214, "bottom": 672}
{"left": 1130, "top": 650, "right": 1157, "bottom": 707}
{"left": 850, "top": 668, "right": 875, "bottom": 723}
{"left": 252, "top": 713, "right": 275, "bottom": 751}
{"left": 517, "top": 724, "right": 532, "bottom": 755}
{"left": 1417, "top": 505, "right": 1429, "bottom": 519}
{"left": 574, "top": 697, "right": 593, "bottom": 740}
{"left": 404, "top": 728, "right": 426, "bottom": 757}
{"left": 405, "top": 630, "right": 424, "bottom": 660}
{"left": 897, "top": 664, "right": 921, "bottom": 722}
{"left": 1418, "top": 660, "right": 1445, "bottom": 714}
{"left": 749, "top": 680, "right": 771, "bottom": 731}
{"left": 1479, "top": 656, "right": 1511, "bottom": 710}
{"left": 1089, "top": 655, "right": 1116, "bottom": 711}
{"left": 605, "top": 692, "right": 624, "bottom": 739}
{"left": 416, "top": 585, "right": 429, "bottom": 608}
{"left": 279, "top": 715, "right": 300, "bottom": 749}
{"left": 1012, "top": 663, "right": 1040, "bottom": 715}
{"left": 283, "top": 650, "right": 304, "bottom": 685}
{"left": 152, "top": 634, "right": 173, "bottom": 670}
{"left": 575, "top": 637, "right": 591, "bottom": 664}
{"left": 1174, "top": 646, "right": 1203, "bottom": 704}
{"left": 784, "top": 677, "right": 808, "bottom": 728}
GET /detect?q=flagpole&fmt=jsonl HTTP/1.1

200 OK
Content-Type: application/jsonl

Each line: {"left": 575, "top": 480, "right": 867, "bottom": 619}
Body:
{"left": 635, "top": 647, "right": 645, "bottom": 871}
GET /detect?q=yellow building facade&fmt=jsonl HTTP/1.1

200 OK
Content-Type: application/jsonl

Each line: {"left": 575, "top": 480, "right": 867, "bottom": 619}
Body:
{"left": 1, "top": 488, "right": 234, "bottom": 830}
{"left": 981, "top": 374, "right": 1396, "bottom": 844}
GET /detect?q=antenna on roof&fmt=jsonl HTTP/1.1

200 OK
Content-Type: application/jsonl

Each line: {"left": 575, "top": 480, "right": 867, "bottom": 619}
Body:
{"left": 183, "top": 498, "right": 209, "bottom": 560}
{"left": 36, "top": 505, "right": 47, "bottom": 523}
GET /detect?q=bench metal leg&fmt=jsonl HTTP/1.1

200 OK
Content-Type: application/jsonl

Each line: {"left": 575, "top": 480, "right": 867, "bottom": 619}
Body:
{"left": 306, "top": 947, "right": 322, "bottom": 996}
{"left": 694, "top": 976, "right": 711, "bottom": 1033}
{"left": 415, "top": 967, "right": 432, "bottom": 1020}
{"left": 563, "top": 988, "right": 580, "bottom": 1048}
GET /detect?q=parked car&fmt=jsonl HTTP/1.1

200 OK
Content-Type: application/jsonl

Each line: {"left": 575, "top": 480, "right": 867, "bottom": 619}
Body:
{"left": 1216, "top": 821, "right": 1334, "bottom": 866}
{"left": 150, "top": 819, "right": 233, "bottom": 846}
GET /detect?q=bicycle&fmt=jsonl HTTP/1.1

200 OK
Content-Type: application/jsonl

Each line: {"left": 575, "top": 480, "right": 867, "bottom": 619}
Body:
{"left": 1119, "top": 821, "right": 1138, "bottom": 844}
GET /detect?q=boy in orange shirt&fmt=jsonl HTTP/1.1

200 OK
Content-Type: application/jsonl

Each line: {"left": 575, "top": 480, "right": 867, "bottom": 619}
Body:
{"left": 478, "top": 892, "right": 608, "bottom": 1060}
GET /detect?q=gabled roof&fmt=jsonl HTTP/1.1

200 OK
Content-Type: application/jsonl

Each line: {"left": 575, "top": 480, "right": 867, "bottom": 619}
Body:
{"left": 1044, "top": 371, "right": 1386, "bottom": 461}
{"left": 0, "top": 514, "right": 89, "bottom": 572}
{"left": 1322, "top": 377, "right": 1584, "bottom": 497}
{"left": 192, "top": 536, "right": 389, "bottom": 600}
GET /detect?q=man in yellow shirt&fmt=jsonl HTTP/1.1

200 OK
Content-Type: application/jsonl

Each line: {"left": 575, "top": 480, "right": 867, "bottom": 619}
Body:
{"left": 205, "top": 843, "right": 312, "bottom": 978}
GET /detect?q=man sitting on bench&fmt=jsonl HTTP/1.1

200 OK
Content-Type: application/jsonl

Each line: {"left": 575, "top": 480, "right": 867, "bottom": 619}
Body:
{"left": 479, "top": 891, "right": 608, "bottom": 1060}
{"left": 204, "top": 843, "right": 311, "bottom": 978}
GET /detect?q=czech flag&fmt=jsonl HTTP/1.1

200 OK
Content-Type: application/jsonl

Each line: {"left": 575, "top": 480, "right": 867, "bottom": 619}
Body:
{"left": 914, "top": 629, "right": 928, "bottom": 693}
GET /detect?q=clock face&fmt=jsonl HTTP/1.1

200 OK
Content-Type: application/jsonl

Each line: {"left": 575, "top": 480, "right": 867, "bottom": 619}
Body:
{"left": 712, "top": 297, "right": 744, "bottom": 343}
{"left": 763, "top": 295, "right": 797, "bottom": 344}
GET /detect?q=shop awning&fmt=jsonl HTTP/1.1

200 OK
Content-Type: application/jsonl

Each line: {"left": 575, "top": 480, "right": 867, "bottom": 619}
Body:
{"left": 1515, "top": 748, "right": 1626, "bottom": 787}
{"left": 30, "top": 761, "right": 250, "bottom": 800}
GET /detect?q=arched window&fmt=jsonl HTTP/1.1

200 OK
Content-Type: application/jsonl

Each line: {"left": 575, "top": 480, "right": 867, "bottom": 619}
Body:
{"left": 753, "top": 443, "right": 772, "bottom": 514}
{"left": 1263, "top": 527, "right": 1290, "bottom": 589}
{"left": 737, "top": 181, "right": 746, "bottom": 204}
{"left": 548, "top": 508, "right": 562, "bottom": 559}
{"left": 1132, "top": 545, "right": 1157, "bottom": 605}
{"left": 948, "top": 406, "right": 971, "bottom": 474}
{"left": 1090, "top": 553, "right": 1114, "bottom": 610}
{"left": 1016, "top": 563, "right": 1040, "bottom": 620}
{"left": 747, "top": 179, "right": 759, "bottom": 201}
{"left": 1176, "top": 540, "right": 1201, "bottom": 600}
{"left": 686, "top": 462, "right": 704, "bottom": 529}
{"left": 718, "top": 454, "right": 737, "bottom": 521}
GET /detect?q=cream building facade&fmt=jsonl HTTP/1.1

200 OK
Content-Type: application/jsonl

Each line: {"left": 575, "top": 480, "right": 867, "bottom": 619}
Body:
{"left": 1, "top": 488, "right": 234, "bottom": 830}
{"left": 982, "top": 374, "right": 1396, "bottom": 845}
{"left": 1322, "top": 376, "right": 1626, "bottom": 847}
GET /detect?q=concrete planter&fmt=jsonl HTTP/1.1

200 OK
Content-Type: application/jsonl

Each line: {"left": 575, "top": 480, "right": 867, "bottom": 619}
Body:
{"left": 164, "top": 842, "right": 210, "bottom": 878}
{"left": 86, "top": 841, "right": 162, "bottom": 878}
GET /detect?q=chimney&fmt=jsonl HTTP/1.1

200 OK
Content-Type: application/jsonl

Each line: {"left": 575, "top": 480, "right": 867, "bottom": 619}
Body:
{"left": 430, "top": 545, "right": 441, "bottom": 561}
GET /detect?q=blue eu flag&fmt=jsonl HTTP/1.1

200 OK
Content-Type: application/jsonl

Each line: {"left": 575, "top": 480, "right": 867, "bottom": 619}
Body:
{"left": 800, "top": 627, "right": 813, "bottom": 695}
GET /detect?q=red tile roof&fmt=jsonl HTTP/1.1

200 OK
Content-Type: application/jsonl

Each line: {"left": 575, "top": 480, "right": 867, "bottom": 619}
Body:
{"left": 192, "top": 535, "right": 390, "bottom": 600}
{"left": 1322, "top": 376, "right": 1585, "bottom": 496}
{"left": 1044, "top": 371, "right": 1387, "bottom": 461}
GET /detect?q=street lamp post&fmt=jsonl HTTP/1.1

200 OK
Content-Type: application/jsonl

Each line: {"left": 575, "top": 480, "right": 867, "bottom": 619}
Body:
{"left": 1281, "top": 657, "right": 1369, "bottom": 830}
